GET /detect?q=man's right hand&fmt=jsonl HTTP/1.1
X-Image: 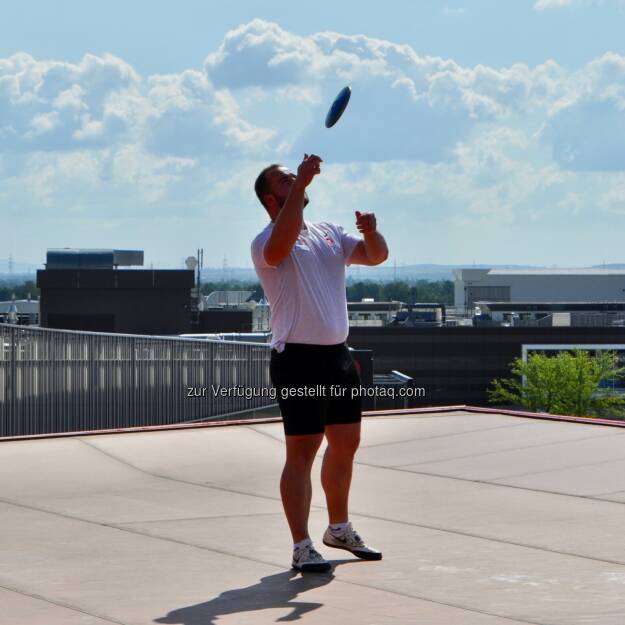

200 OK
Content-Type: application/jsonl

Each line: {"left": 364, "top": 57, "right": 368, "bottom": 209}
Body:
{"left": 263, "top": 154, "right": 322, "bottom": 267}
{"left": 297, "top": 153, "right": 322, "bottom": 187}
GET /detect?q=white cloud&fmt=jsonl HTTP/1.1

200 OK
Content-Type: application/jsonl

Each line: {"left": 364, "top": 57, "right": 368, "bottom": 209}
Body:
{"left": 533, "top": 0, "right": 625, "bottom": 9}
{"left": 0, "top": 52, "right": 139, "bottom": 151}
{"left": 204, "top": 20, "right": 321, "bottom": 88}
{"left": 599, "top": 179, "right": 625, "bottom": 213}
{"left": 4, "top": 21, "right": 623, "bottom": 174}
{"left": 4, "top": 20, "right": 625, "bottom": 268}
{"left": 455, "top": 127, "right": 530, "bottom": 185}
{"left": 205, "top": 20, "right": 536, "bottom": 120}
{"left": 141, "top": 72, "right": 267, "bottom": 157}
{"left": 533, "top": 0, "right": 573, "bottom": 10}
{"left": 0, "top": 52, "right": 275, "bottom": 158}
{"left": 111, "top": 145, "right": 197, "bottom": 203}
{"left": 27, "top": 111, "right": 60, "bottom": 136}
{"left": 542, "top": 53, "right": 625, "bottom": 170}
{"left": 53, "top": 85, "right": 87, "bottom": 111}
{"left": 202, "top": 21, "right": 575, "bottom": 163}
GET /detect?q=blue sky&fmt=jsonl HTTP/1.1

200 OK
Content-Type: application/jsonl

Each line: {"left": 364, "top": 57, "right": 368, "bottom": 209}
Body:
{"left": 2, "top": 0, "right": 625, "bottom": 269}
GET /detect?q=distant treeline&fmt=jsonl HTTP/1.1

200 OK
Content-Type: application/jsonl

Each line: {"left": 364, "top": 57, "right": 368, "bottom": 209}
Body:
{"left": 0, "top": 280, "right": 39, "bottom": 301}
{"left": 200, "top": 279, "right": 454, "bottom": 304}
{"left": 1, "top": 278, "right": 454, "bottom": 305}
{"left": 345, "top": 279, "right": 453, "bottom": 304}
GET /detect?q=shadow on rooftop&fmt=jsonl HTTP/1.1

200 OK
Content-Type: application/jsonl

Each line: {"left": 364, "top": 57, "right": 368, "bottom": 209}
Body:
{"left": 154, "top": 561, "right": 357, "bottom": 624}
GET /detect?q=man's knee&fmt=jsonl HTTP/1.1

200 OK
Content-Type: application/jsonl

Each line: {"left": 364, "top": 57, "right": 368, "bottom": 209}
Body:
{"left": 328, "top": 438, "right": 360, "bottom": 458}
{"left": 285, "top": 433, "right": 323, "bottom": 468}
{"left": 325, "top": 423, "right": 361, "bottom": 457}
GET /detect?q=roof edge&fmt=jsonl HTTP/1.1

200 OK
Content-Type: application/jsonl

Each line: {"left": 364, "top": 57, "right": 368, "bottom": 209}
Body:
{"left": 2, "top": 404, "right": 624, "bottom": 443}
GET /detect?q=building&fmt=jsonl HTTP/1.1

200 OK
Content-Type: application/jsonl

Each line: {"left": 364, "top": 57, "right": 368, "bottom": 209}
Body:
{"left": 195, "top": 309, "right": 253, "bottom": 333}
{"left": 474, "top": 301, "right": 625, "bottom": 327}
{"left": 454, "top": 268, "right": 625, "bottom": 312}
{"left": 0, "top": 299, "right": 39, "bottom": 325}
{"left": 199, "top": 290, "right": 270, "bottom": 332}
{"left": 389, "top": 303, "right": 446, "bottom": 327}
{"left": 348, "top": 325, "right": 625, "bottom": 406}
{"left": 347, "top": 300, "right": 446, "bottom": 327}
{"left": 203, "top": 291, "right": 253, "bottom": 307}
{"left": 37, "top": 249, "right": 194, "bottom": 334}
{"left": 348, "top": 299, "right": 403, "bottom": 326}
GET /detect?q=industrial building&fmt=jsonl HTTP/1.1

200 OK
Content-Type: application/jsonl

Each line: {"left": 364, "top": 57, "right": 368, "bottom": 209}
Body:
{"left": 0, "top": 299, "right": 39, "bottom": 325}
{"left": 454, "top": 267, "right": 625, "bottom": 311}
{"left": 198, "top": 290, "right": 270, "bottom": 333}
{"left": 348, "top": 325, "right": 625, "bottom": 406}
{"left": 37, "top": 249, "right": 194, "bottom": 335}
{"left": 474, "top": 301, "right": 625, "bottom": 327}
{"left": 347, "top": 300, "right": 403, "bottom": 326}
{"left": 347, "top": 301, "right": 445, "bottom": 327}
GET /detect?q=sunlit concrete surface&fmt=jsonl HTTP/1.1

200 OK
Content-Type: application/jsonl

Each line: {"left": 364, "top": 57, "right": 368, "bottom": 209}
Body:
{"left": 2, "top": 409, "right": 625, "bottom": 624}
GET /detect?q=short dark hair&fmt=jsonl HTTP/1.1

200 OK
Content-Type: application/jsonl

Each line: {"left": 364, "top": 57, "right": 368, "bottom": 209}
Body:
{"left": 254, "top": 163, "right": 281, "bottom": 208}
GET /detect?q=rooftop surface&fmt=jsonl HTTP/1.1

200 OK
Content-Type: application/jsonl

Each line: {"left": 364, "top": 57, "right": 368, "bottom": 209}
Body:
{"left": 2, "top": 408, "right": 625, "bottom": 624}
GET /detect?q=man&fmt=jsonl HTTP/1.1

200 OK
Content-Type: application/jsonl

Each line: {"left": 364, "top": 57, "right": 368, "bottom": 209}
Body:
{"left": 251, "top": 154, "right": 388, "bottom": 573}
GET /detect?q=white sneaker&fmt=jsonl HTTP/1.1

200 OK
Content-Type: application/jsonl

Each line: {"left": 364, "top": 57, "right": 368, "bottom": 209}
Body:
{"left": 323, "top": 522, "right": 382, "bottom": 560}
{"left": 292, "top": 541, "right": 332, "bottom": 573}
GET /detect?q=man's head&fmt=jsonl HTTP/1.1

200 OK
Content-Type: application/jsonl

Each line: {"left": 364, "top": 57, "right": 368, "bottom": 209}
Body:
{"left": 254, "top": 164, "right": 308, "bottom": 220}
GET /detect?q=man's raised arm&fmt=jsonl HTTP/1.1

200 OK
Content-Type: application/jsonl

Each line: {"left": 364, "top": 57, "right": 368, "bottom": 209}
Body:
{"left": 347, "top": 211, "right": 389, "bottom": 266}
{"left": 264, "top": 154, "right": 322, "bottom": 267}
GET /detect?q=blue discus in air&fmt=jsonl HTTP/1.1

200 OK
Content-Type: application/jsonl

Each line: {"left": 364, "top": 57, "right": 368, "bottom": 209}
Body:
{"left": 325, "top": 86, "right": 352, "bottom": 128}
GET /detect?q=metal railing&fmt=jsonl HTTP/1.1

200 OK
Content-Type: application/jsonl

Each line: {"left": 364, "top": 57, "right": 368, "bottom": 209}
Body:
{"left": 512, "top": 313, "right": 625, "bottom": 328}
{"left": 0, "top": 324, "right": 276, "bottom": 437}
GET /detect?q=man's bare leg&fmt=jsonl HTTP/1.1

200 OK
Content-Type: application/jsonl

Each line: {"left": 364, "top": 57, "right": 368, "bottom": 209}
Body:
{"left": 320, "top": 422, "right": 361, "bottom": 524}
{"left": 281, "top": 432, "right": 324, "bottom": 543}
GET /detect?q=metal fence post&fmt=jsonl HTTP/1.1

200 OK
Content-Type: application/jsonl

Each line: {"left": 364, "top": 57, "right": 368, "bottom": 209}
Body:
{"left": 10, "top": 326, "right": 17, "bottom": 436}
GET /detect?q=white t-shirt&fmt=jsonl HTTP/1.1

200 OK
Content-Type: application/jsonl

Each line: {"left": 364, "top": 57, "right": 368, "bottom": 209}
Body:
{"left": 251, "top": 220, "right": 361, "bottom": 352}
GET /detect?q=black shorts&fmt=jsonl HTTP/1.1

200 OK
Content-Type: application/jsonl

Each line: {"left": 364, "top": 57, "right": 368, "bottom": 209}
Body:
{"left": 269, "top": 342, "right": 362, "bottom": 436}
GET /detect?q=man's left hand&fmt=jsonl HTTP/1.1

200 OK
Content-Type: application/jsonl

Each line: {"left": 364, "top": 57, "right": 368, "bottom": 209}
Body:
{"left": 355, "top": 210, "right": 377, "bottom": 235}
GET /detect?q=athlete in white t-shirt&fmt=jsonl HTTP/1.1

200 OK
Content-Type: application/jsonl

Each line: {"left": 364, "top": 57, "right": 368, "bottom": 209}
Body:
{"left": 251, "top": 154, "right": 388, "bottom": 573}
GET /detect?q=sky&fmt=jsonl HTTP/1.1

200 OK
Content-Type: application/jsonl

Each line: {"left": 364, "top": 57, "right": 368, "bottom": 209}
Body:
{"left": 2, "top": 0, "right": 625, "bottom": 270}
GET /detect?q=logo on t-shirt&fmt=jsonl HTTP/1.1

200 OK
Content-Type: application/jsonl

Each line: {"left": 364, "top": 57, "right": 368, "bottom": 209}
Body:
{"left": 321, "top": 230, "right": 336, "bottom": 247}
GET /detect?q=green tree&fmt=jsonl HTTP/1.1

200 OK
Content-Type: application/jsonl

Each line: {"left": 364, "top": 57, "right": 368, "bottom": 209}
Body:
{"left": 345, "top": 279, "right": 453, "bottom": 304}
{"left": 488, "top": 350, "right": 625, "bottom": 419}
{"left": 197, "top": 278, "right": 454, "bottom": 305}
{"left": 0, "top": 280, "right": 39, "bottom": 301}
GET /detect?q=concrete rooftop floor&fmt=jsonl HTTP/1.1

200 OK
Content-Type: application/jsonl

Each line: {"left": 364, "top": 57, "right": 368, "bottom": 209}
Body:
{"left": 2, "top": 409, "right": 625, "bottom": 624}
